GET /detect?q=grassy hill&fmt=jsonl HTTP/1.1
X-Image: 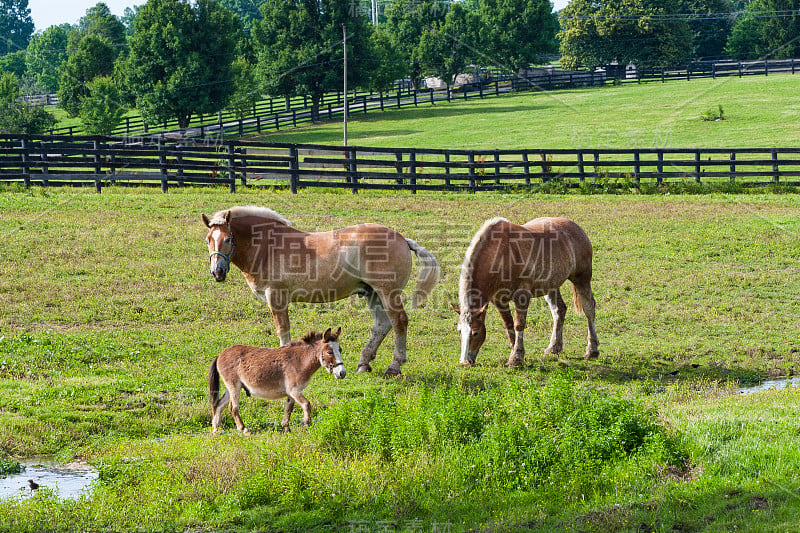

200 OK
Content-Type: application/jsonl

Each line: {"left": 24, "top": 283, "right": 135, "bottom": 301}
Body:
{"left": 254, "top": 74, "right": 800, "bottom": 150}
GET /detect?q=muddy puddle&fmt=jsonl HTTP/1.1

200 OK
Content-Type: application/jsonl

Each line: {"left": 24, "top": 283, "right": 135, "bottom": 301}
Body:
{"left": 0, "top": 457, "right": 98, "bottom": 500}
{"left": 739, "top": 376, "right": 800, "bottom": 395}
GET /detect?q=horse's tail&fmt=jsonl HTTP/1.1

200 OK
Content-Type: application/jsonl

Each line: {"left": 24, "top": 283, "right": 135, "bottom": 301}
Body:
{"left": 208, "top": 356, "right": 221, "bottom": 409}
{"left": 406, "top": 238, "right": 441, "bottom": 309}
{"left": 572, "top": 283, "right": 585, "bottom": 316}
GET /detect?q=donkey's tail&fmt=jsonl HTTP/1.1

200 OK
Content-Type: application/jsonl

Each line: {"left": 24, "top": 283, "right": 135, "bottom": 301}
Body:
{"left": 208, "top": 356, "right": 221, "bottom": 409}
{"left": 406, "top": 238, "right": 441, "bottom": 309}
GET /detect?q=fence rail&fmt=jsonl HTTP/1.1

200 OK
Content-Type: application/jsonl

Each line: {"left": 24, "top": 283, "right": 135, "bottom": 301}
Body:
{"left": 2, "top": 135, "right": 800, "bottom": 193}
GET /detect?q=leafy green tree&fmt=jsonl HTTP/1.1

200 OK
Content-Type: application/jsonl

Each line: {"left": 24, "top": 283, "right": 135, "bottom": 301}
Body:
{"left": 72, "top": 2, "right": 127, "bottom": 50}
{"left": 58, "top": 34, "right": 118, "bottom": 116}
{"left": 680, "top": 0, "right": 735, "bottom": 59}
{"left": 218, "top": 0, "right": 265, "bottom": 32}
{"left": 0, "top": 72, "right": 56, "bottom": 133}
{"left": 228, "top": 56, "right": 260, "bottom": 119}
{"left": 479, "top": 0, "right": 556, "bottom": 70}
{"left": 725, "top": 0, "right": 769, "bottom": 58}
{"left": 414, "top": 3, "right": 480, "bottom": 85}
{"left": 726, "top": 0, "right": 800, "bottom": 58}
{"left": 383, "top": 0, "right": 448, "bottom": 87}
{"left": 0, "top": 49, "right": 26, "bottom": 76}
{"left": 368, "top": 25, "right": 405, "bottom": 91}
{"left": 25, "top": 24, "right": 72, "bottom": 93}
{"left": 120, "top": 6, "right": 141, "bottom": 38}
{"left": 125, "top": 0, "right": 241, "bottom": 129}
{"left": 0, "top": 0, "right": 34, "bottom": 56}
{"left": 253, "top": 0, "right": 374, "bottom": 122}
{"left": 80, "top": 75, "right": 127, "bottom": 135}
{"left": 558, "top": 0, "right": 692, "bottom": 70}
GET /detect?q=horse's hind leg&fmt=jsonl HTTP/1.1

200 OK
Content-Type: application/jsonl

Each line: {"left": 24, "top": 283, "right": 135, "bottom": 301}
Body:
{"left": 494, "top": 299, "right": 515, "bottom": 348}
{"left": 228, "top": 387, "right": 250, "bottom": 436}
{"left": 358, "top": 291, "right": 392, "bottom": 373}
{"left": 544, "top": 289, "right": 567, "bottom": 356}
{"left": 573, "top": 279, "right": 599, "bottom": 359}
{"left": 211, "top": 390, "right": 230, "bottom": 434}
{"left": 381, "top": 290, "right": 409, "bottom": 377}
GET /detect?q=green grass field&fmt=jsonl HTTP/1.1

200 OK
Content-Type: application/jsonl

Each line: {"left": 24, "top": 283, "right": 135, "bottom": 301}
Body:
{"left": 2, "top": 186, "right": 800, "bottom": 531}
{"left": 254, "top": 74, "right": 800, "bottom": 150}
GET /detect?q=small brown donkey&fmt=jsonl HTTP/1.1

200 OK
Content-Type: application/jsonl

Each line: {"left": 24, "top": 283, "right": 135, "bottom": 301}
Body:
{"left": 209, "top": 327, "right": 345, "bottom": 434}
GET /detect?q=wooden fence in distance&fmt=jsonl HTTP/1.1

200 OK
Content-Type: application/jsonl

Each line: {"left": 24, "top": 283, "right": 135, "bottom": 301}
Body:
{"left": 2, "top": 135, "right": 800, "bottom": 193}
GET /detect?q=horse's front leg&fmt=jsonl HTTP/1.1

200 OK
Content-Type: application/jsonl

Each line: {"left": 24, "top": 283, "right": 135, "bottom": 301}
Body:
{"left": 543, "top": 289, "right": 566, "bottom": 356}
{"left": 266, "top": 288, "right": 291, "bottom": 346}
{"left": 507, "top": 293, "right": 529, "bottom": 367}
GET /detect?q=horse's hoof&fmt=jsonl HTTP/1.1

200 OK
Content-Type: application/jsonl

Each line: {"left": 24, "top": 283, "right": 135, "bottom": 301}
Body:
{"left": 544, "top": 346, "right": 563, "bottom": 356}
{"left": 357, "top": 363, "right": 372, "bottom": 373}
{"left": 383, "top": 367, "right": 402, "bottom": 377}
{"left": 583, "top": 350, "right": 599, "bottom": 360}
{"left": 242, "top": 428, "right": 251, "bottom": 436}
{"left": 506, "top": 359, "right": 525, "bottom": 368}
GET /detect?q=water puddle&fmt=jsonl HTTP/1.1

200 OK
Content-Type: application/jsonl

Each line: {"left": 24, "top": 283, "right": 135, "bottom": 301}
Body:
{"left": 0, "top": 457, "right": 98, "bottom": 500}
{"left": 739, "top": 376, "right": 800, "bottom": 395}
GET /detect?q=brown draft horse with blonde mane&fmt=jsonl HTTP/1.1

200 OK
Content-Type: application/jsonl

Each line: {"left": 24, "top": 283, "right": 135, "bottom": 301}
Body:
{"left": 202, "top": 206, "right": 440, "bottom": 376}
{"left": 453, "top": 217, "right": 599, "bottom": 367}
{"left": 209, "top": 327, "right": 345, "bottom": 434}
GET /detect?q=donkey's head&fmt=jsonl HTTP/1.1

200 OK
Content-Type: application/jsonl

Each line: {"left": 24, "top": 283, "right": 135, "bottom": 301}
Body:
{"left": 452, "top": 303, "right": 489, "bottom": 366}
{"left": 202, "top": 211, "right": 234, "bottom": 282}
{"left": 320, "top": 327, "right": 346, "bottom": 379}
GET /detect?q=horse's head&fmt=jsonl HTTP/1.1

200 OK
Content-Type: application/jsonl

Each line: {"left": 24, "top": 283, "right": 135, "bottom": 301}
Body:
{"left": 452, "top": 303, "right": 489, "bottom": 366}
{"left": 320, "top": 327, "right": 346, "bottom": 379}
{"left": 202, "top": 211, "right": 235, "bottom": 282}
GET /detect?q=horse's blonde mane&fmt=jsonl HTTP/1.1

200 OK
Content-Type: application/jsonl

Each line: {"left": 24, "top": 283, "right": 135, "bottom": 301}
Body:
{"left": 458, "top": 217, "right": 509, "bottom": 311}
{"left": 208, "top": 205, "right": 291, "bottom": 226}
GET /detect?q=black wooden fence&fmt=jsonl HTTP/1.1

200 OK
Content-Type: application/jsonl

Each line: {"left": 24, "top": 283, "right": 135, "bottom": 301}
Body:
{"left": 2, "top": 135, "right": 800, "bottom": 193}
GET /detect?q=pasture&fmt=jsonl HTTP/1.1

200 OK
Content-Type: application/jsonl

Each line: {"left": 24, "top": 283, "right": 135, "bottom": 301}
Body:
{"left": 256, "top": 74, "right": 800, "bottom": 150}
{"left": 2, "top": 186, "right": 800, "bottom": 531}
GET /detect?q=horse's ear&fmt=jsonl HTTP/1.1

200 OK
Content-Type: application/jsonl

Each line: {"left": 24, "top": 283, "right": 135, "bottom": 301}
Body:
{"left": 450, "top": 303, "right": 461, "bottom": 315}
{"left": 202, "top": 214, "right": 211, "bottom": 228}
{"left": 478, "top": 303, "right": 490, "bottom": 316}
{"left": 323, "top": 327, "right": 333, "bottom": 341}
{"left": 224, "top": 210, "right": 231, "bottom": 225}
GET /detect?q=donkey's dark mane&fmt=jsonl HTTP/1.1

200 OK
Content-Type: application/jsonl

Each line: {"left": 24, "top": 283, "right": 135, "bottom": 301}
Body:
{"left": 292, "top": 331, "right": 325, "bottom": 346}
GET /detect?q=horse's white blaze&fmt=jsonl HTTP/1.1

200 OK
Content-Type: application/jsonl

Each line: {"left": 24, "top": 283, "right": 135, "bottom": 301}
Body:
{"left": 458, "top": 321, "right": 472, "bottom": 364}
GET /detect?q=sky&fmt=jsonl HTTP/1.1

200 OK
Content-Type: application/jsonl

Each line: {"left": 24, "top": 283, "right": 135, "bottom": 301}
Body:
{"left": 28, "top": 0, "right": 571, "bottom": 32}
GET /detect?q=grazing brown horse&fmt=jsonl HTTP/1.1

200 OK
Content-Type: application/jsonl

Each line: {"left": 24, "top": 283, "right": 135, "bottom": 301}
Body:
{"left": 453, "top": 217, "right": 598, "bottom": 367}
{"left": 209, "top": 327, "right": 345, "bottom": 434}
{"left": 202, "top": 206, "right": 440, "bottom": 376}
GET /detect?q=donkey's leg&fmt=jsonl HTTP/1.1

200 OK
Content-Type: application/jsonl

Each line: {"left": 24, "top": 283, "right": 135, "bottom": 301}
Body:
{"left": 574, "top": 280, "right": 599, "bottom": 359}
{"left": 494, "top": 299, "right": 515, "bottom": 348}
{"left": 358, "top": 291, "right": 392, "bottom": 373}
{"left": 211, "top": 390, "right": 230, "bottom": 434}
{"left": 228, "top": 387, "right": 250, "bottom": 436}
{"left": 281, "top": 397, "right": 295, "bottom": 432}
{"left": 288, "top": 389, "right": 313, "bottom": 427}
{"left": 266, "top": 288, "right": 292, "bottom": 346}
{"left": 507, "top": 293, "right": 530, "bottom": 367}
{"left": 543, "top": 289, "right": 567, "bottom": 356}
{"left": 381, "top": 290, "right": 409, "bottom": 377}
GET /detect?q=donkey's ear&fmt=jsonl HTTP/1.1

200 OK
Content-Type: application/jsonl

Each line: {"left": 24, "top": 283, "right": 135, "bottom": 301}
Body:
{"left": 333, "top": 326, "right": 342, "bottom": 339}
{"left": 450, "top": 303, "right": 461, "bottom": 315}
{"left": 323, "top": 327, "right": 333, "bottom": 341}
{"left": 202, "top": 214, "right": 211, "bottom": 228}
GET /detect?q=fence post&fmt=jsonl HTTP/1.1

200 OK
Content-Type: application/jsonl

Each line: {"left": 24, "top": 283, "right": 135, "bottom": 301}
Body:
{"left": 577, "top": 150, "right": 585, "bottom": 183}
{"left": 20, "top": 135, "right": 30, "bottom": 189}
{"left": 493, "top": 150, "right": 500, "bottom": 185}
{"left": 397, "top": 89, "right": 401, "bottom": 109}
{"left": 395, "top": 152, "right": 404, "bottom": 185}
{"left": 380, "top": 91, "right": 384, "bottom": 111}
{"left": 772, "top": 149, "right": 779, "bottom": 183}
{"left": 661, "top": 67, "right": 665, "bottom": 83}
{"left": 657, "top": 151, "right": 664, "bottom": 185}
{"left": 347, "top": 148, "right": 358, "bottom": 194}
{"left": 414, "top": 90, "right": 418, "bottom": 106}
{"left": 158, "top": 138, "right": 168, "bottom": 192}
{"left": 227, "top": 141, "right": 236, "bottom": 193}
{"left": 728, "top": 151, "right": 736, "bottom": 183}
{"left": 444, "top": 150, "right": 451, "bottom": 187}
{"left": 738, "top": 62, "right": 743, "bottom": 77}
{"left": 39, "top": 139, "right": 49, "bottom": 186}
{"left": 289, "top": 145, "right": 299, "bottom": 194}
{"left": 176, "top": 145, "right": 184, "bottom": 187}
{"left": 409, "top": 151, "right": 417, "bottom": 194}
{"left": 495, "top": 80, "right": 499, "bottom": 96}
{"left": 633, "top": 150, "right": 640, "bottom": 184}
{"left": 468, "top": 153, "right": 476, "bottom": 191}
{"left": 522, "top": 152, "right": 530, "bottom": 186}
{"left": 93, "top": 138, "right": 102, "bottom": 193}
{"left": 694, "top": 150, "right": 701, "bottom": 183}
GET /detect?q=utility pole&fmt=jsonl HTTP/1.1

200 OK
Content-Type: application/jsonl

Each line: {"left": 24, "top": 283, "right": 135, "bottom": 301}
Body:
{"left": 342, "top": 23, "right": 348, "bottom": 147}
